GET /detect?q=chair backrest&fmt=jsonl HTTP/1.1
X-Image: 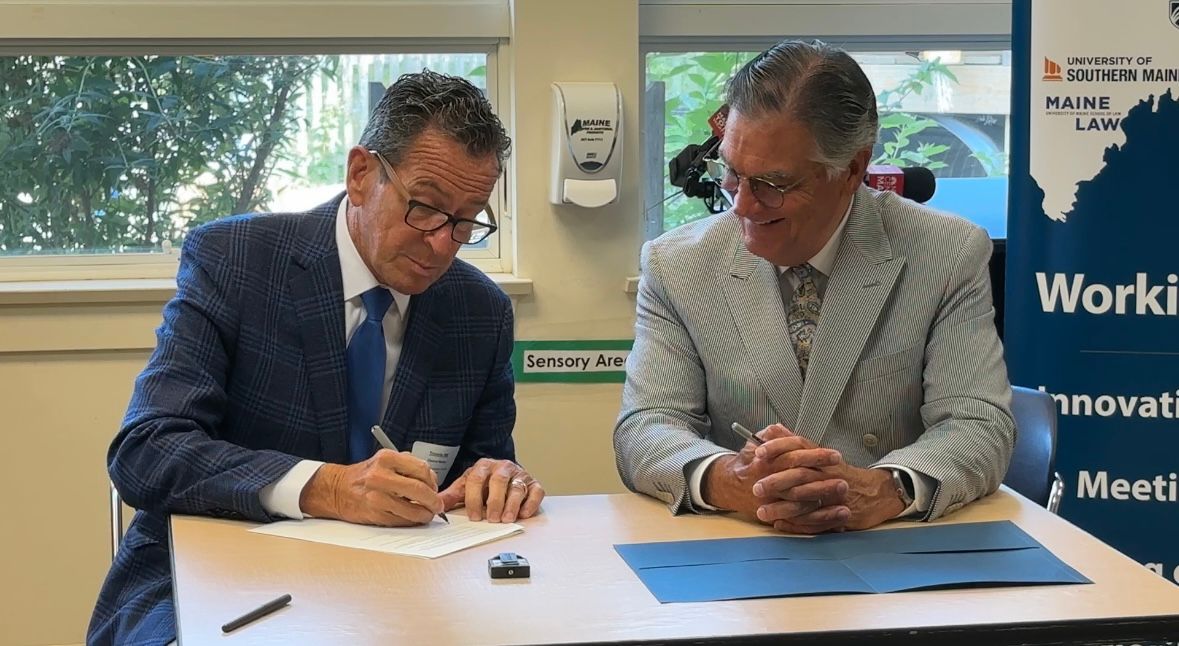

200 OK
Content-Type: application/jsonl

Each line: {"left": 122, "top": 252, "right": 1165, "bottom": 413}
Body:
{"left": 110, "top": 480, "right": 124, "bottom": 560}
{"left": 1004, "top": 386, "right": 1058, "bottom": 506}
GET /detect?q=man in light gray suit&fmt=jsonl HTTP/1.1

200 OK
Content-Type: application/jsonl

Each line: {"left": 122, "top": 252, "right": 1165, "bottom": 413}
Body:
{"left": 615, "top": 40, "right": 1014, "bottom": 534}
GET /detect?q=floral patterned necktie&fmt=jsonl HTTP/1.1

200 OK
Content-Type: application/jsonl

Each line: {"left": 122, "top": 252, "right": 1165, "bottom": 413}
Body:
{"left": 785, "top": 263, "right": 821, "bottom": 377}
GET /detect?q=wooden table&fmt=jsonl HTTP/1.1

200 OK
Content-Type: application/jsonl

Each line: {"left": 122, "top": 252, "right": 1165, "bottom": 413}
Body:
{"left": 170, "top": 488, "right": 1179, "bottom": 645}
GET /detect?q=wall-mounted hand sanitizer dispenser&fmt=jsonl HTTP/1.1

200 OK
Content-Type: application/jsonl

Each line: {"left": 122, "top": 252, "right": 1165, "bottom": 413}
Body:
{"left": 550, "top": 82, "right": 623, "bottom": 208}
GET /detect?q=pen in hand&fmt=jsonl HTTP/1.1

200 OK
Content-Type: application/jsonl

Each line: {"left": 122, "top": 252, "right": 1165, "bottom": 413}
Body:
{"left": 730, "top": 422, "right": 766, "bottom": 446}
{"left": 221, "top": 593, "right": 291, "bottom": 633}
{"left": 369, "top": 425, "right": 449, "bottom": 524}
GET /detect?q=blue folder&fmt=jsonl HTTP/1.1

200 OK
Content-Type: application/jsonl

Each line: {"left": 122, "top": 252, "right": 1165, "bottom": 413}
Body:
{"left": 614, "top": 521, "right": 1089, "bottom": 603}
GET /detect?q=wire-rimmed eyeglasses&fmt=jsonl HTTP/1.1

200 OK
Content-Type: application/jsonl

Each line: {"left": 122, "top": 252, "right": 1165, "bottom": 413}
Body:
{"left": 710, "top": 159, "right": 795, "bottom": 210}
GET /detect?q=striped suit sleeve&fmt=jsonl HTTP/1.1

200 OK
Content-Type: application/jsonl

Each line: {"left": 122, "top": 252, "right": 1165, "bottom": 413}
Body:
{"left": 875, "top": 225, "right": 1015, "bottom": 520}
{"left": 614, "top": 241, "right": 731, "bottom": 513}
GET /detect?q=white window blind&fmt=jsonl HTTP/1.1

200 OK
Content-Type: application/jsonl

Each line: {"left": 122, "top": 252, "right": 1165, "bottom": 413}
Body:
{"left": 639, "top": 0, "right": 1011, "bottom": 40}
{"left": 0, "top": 1, "right": 510, "bottom": 40}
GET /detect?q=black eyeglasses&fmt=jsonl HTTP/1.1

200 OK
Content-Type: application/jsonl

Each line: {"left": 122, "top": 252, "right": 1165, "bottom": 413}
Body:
{"left": 368, "top": 149, "right": 498, "bottom": 245}
{"left": 711, "top": 159, "right": 795, "bottom": 210}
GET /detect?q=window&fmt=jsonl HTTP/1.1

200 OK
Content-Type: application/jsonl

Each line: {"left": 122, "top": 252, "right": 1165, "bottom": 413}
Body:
{"left": 0, "top": 50, "right": 504, "bottom": 274}
{"left": 643, "top": 48, "right": 1012, "bottom": 239}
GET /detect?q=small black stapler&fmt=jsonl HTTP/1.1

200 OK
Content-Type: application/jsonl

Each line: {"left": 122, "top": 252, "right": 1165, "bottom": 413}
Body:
{"left": 488, "top": 552, "right": 530, "bottom": 579}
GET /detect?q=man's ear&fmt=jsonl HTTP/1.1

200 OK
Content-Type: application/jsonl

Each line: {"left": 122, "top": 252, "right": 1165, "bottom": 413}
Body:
{"left": 844, "top": 148, "right": 872, "bottom": 192}
{"left": 345, "top": 146, "right": 375, "bottom": 206}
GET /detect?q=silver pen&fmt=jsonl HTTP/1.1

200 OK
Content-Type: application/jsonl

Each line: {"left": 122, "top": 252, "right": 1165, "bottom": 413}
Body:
{"left": 370, "top": 425, "right": 449, "bottom": 523}
{"left": 730, "top": 421, "right": 766, "bottom": 446}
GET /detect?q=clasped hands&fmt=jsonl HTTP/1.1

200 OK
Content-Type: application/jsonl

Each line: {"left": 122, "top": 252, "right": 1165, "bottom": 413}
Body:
{"left": 702, "top": 424, "right": 904, "bottom": 534}
{"left": 301, "top": 452, "right": 545, "bottom": 527}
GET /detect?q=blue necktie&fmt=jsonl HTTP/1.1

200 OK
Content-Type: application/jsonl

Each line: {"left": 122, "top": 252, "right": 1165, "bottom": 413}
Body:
{"left": 346, "top": 287, "right": 395, "bottom": 463}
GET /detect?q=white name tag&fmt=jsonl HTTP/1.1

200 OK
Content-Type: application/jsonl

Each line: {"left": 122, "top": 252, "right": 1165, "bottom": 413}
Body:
{"left": 411, "top": 441, "right": 460, "bottom": 482}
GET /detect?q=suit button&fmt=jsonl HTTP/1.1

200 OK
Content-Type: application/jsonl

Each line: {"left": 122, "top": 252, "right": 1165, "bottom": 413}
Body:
{"left": 862, "top": 433, "right": 879, "bottom": 448}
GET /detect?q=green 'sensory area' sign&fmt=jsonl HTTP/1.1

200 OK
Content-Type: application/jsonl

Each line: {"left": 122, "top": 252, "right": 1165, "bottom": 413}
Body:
{"left": 512, "top": 340, "right": 633, "bottom": 383}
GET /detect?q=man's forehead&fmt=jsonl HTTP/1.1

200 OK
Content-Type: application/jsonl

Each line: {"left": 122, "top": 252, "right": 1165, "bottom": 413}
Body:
{"left": 717, "top": 142, "right": 798, "bottom": 180}
{"left": 401, "top": 148, "right": 499, "bottom": 181}
{"left": 400, "top": 167, "right": 495, "bottom": 214}
{"left": 405, "top": 175, "right": 447, "bottom": 194}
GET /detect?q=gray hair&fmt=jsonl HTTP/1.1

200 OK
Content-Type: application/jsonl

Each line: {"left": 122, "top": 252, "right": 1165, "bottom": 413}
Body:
{"left": 726, "top": 40, "right": 877, "bottom": 177}
{"left": 358, "top": 69, "right": 511, "bottom": 171}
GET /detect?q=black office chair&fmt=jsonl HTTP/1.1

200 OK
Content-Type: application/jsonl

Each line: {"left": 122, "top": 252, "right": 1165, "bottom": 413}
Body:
{"left": 1004, "top": 386, "right": 1064, "bottom": 513}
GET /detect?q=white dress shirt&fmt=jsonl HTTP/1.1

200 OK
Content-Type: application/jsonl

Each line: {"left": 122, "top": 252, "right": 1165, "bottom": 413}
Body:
{"left": 258, "top": 199, "right": 411, "bottom": 519}
{"left": 687, "top": 196, "right": 936, "bottom": 517}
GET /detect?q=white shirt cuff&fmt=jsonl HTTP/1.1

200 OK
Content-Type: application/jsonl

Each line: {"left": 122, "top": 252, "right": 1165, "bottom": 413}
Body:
{"left": 875, "top": 464, "right": 937, "bottom": 518}
{"left": 687, "top": 452, "right": 736, "bottom": 511}
{"left": 259, "top": 460, "right": 325, "bottom": 519}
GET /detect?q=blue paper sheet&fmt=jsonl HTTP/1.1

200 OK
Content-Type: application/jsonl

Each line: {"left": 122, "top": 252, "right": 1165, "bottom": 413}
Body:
{"left": 614, "top": 521, "right": 1089, "bottom": 603}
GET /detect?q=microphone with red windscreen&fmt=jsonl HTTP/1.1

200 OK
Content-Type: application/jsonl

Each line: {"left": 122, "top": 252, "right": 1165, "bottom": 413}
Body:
{"left": 707, "top": 104, "right": 729, "bottom": 138}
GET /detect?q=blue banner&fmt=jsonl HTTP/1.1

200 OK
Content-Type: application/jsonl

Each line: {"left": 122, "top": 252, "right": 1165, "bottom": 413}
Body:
{"left": 1007, "top": 0, "right": 1179, "bottom": 585}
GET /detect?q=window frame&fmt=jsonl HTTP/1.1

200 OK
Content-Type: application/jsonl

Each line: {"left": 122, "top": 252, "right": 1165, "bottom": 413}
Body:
{"left": 638, "top": 0, "right": 1014, "bottom": 242}
{"left": 0, "top": 39, "right": 512, "bottom": 280}
{"left": 638, "top": 0, "right": 1013, "bottom": 42}
{"left": 640, "top": 35, "right": 1013, "bottom": 242}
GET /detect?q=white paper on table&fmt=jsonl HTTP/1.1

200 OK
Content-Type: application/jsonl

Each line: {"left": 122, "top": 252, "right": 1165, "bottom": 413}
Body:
{"left": 250, "top": 514, "right": 523, "bottom": 559}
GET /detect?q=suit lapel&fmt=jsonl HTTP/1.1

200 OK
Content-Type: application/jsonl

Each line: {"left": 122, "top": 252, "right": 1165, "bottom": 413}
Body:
{"left": 797, "top": 187, "right": 904, "bottom": 444}
{"left": 289, "top": 197, "right": 349, "bottom": 463}
{"left": 380, "top": 277, "right": 446, "bottom": 448}
{"left": 723, "top": 229, "right": 805, "bottom": 427}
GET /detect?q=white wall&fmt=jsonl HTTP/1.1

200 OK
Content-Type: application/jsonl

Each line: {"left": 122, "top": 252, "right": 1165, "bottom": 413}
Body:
{"left": 509, "top": 0, "right": 640, "bottom": 495}
{"left": 0, "top": 294, "right": 165, "bottom": 643}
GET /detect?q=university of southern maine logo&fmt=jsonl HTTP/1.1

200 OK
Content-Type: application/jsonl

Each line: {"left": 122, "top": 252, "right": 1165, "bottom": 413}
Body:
{"left": 1170, "top": 0, "right": 1179, "bottom": 29}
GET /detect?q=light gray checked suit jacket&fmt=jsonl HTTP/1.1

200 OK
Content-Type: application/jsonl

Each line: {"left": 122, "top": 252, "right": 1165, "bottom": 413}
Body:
{"left": 614, "top": 185, "right": 1014, "bottom": 521}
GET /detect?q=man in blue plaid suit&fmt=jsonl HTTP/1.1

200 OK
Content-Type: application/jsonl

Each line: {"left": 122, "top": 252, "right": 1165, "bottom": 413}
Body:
{"left": 88, "top": 70, "right": 545, "bottom": 645}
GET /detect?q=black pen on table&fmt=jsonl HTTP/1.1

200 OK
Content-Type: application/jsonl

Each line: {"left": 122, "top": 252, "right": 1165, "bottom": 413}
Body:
{"left": 370, "top": 424, "right": 449, "bottom": 523}
{"left": 730, "top": 422, "right": 766, "bottom": 446}
{"left": 221, "top": 593, "right": 291, "bottom": 633}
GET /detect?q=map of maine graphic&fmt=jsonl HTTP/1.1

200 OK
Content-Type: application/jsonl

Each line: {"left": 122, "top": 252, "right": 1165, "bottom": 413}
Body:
{"left": 1007, "top": 88, "right": 1179, "bottom": 571}
{"left": 1013, "top": 88, "right": 1179, "bottom": 357}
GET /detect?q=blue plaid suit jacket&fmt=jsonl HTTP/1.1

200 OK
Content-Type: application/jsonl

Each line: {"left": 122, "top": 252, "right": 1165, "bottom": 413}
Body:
{"left": 87, "top": 195, "right": 516, "bottom": 645}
